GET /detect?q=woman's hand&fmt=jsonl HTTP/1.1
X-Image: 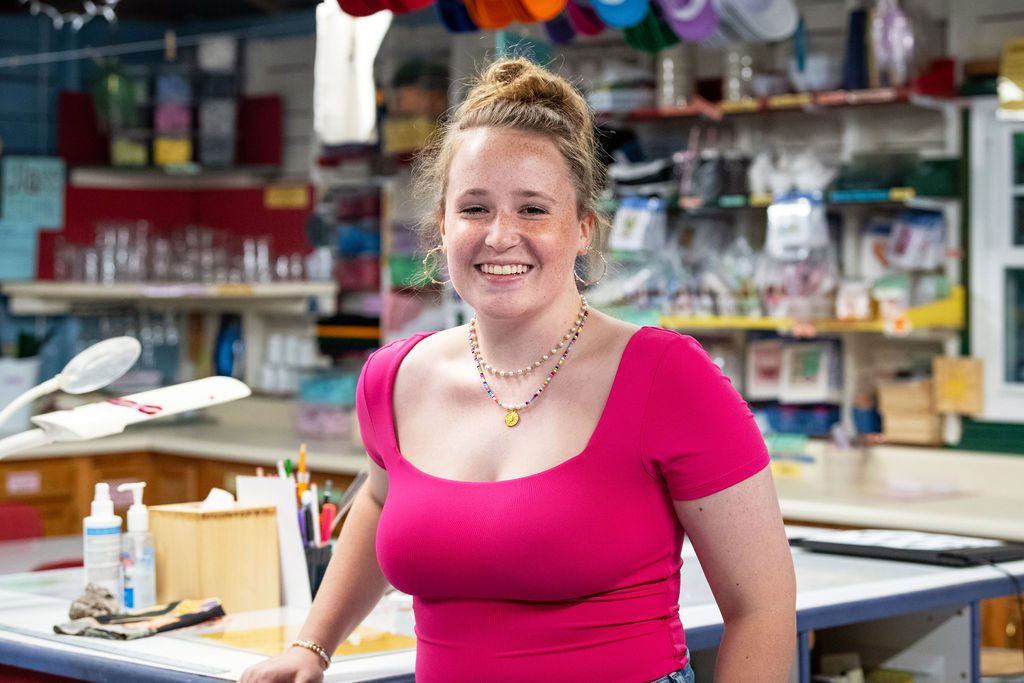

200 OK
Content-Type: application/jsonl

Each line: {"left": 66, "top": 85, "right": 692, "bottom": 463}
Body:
{"left": 238, "top": 647, "right": 326, "bottom": 683}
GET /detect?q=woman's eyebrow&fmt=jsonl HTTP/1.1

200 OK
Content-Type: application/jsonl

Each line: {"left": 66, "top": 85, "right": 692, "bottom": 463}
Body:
{"left": 455, "top": 188, "right": 557, "bottom": 203}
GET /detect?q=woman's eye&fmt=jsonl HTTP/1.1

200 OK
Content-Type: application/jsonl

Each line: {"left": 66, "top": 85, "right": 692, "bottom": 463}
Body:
{"left": 522, "top": 206, "right": 548, "bottom": 215}
{"left": 459, "top": 206, "right": 486, "bottom": 215}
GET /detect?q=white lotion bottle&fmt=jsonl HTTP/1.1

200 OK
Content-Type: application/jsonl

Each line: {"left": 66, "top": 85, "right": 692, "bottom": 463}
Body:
{"left": 83, "top": 482, "right": 123, "bottom": 605}
{"left": 118, "top": 482, "right": 156, "bottom": 610}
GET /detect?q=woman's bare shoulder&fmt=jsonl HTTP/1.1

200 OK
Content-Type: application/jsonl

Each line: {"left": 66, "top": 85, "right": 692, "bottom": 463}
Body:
{"left": 586, "top": 309, "right": 643, "bottom": 349}
{"left": 394, "top": 326, "right": 467, "bottom": 392}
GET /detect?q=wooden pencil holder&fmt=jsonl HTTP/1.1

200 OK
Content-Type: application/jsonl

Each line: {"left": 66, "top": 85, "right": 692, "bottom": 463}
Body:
{"left": 149, "top": 503, "right": 280, "bottom": 614}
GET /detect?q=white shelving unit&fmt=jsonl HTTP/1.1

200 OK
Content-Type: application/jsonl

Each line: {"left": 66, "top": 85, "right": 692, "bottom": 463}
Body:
{"left": 0, "top": 281, "right": 338, "bottom": 391}
{"left": 0, "top": 281, "right": 337, "bottom": 315}
{"left": 625, "top": 93, "right": 967, "bottom": 444}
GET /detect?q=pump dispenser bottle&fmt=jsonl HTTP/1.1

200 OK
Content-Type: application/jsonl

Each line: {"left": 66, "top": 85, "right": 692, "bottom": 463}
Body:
{"left": 117, "top": 482, "right": 156, "bottom": 610}
{"left": 83, "top": 482, "right": 123, "bottom": 604}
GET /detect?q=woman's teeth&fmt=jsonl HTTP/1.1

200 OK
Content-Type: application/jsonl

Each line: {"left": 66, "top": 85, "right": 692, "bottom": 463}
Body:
{"left": 479, "top": 264, "right": 531, "bottom": 275}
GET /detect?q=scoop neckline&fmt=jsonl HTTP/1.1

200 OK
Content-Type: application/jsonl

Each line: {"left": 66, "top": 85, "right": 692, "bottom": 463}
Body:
{"left": 384, "top": 325, "right": 651, "bottom": 485}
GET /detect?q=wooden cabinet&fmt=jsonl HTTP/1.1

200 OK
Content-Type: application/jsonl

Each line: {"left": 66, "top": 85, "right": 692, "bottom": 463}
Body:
{"left": 151, "top": 455, "right": 199, "bottom": 506}
{"left": 0, "top": 457, "right": 85, "bottom": 536}
{"left": 982, "top": 595, "right": 1024, "bottom": 650}
{"left": 1, "top": 452, "right": 357, "bottom": 537}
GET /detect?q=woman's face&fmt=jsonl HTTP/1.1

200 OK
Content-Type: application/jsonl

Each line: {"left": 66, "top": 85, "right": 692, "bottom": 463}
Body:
{"left": 439, "top": 127, "right": 593, "bottom": 321}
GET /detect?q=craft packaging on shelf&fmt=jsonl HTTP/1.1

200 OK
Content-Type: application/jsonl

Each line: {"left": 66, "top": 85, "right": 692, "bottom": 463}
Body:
{"left": 722, "top": 45, "right": 754, "bottom": 101}
{"left": 869, "top": 0, "right": 915, "bottom": 88}
{"left": 587, "top": 62, "right": 655, "bottom": 114}
{"left": 655, "top": 42, "right": 695, "bottom": 109}
{"left": 330, "top": 188, "right": 382, "bottom": 292}
{"left": 609, "top": 196, "right": 669, "bottom": 252}
{"left": 382, "top": 60, "right": 449, "bottom": 156}
{"left": 887, "top": 209, "right": 945, "bottom": 271}
{"left": 260, "top": 331, "right": 320, "bottom": 396}
{"left": 704, "top": 235, "right": 761, "bottom": 317}
{"left": 779, "top": 340, "right": 842, "bottom": 404}
{"left": 745, "top": 339, "right": 783, "bottom": 401}
{"left": 758, "top": 193, "right": 840, "bottom": 321}
{"left": 608, "top": 158, "right": 677, "bottom": 198}
{"left": 293, "top": 366, "right": 359, "bottom": 438}
{"left": 835, "top": 280, "right": 872, "bottom": 321}
{"left": 152, "top": 66, "right": 194, "bottom": 167}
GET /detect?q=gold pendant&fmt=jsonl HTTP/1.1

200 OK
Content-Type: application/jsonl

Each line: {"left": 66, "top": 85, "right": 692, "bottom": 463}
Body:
{"left": 504, "top": 409, "right": 520, "bottom": 428}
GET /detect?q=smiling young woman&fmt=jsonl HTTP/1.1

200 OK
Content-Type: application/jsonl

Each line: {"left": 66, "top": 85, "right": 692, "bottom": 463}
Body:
{"left": 240, "top": 58, "right": 796, "bottom": 683}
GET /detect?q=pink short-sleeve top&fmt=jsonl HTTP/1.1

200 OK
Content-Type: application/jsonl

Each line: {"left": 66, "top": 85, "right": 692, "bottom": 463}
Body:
{"left": 355, "top": 326, "right": 769, "bottom": 683}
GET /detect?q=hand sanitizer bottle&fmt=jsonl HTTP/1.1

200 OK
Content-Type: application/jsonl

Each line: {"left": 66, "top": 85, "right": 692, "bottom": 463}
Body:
{"left": 117, "top": 482, "right": 156, "bottom": 610}
{"left": 83, "top": 482, "right": 123, "bottom": 606}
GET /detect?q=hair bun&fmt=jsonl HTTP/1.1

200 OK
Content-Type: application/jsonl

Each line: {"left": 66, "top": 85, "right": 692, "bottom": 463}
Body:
{"left": 477, "top": 57, "right": 574, "bottom": 110}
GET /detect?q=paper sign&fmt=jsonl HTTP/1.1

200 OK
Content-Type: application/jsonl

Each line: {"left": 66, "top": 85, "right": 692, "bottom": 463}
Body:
{"left": 1, "top": 157, "right": 65, "bottom": 228}
{"left": 5, "top": 471, "right": 41, "bottom": 496}
{"left": 999, "top": 38, "right": 1024, "bottom": 119}
{"left": 264, "top": 186, "right": 309, "bottom": 210}
{"left": 0, "top": 221, "right": 38, "bottom": 280}
{"left": 236, "top": 475, "right": 311, "bottom": 608}
{"left": 933, "top": 356, "right": 984, "bottom": 416}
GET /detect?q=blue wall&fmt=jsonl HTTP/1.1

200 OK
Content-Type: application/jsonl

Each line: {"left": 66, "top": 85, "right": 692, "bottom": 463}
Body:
{"left": 0, "top": 9, "right": 316, "bottom": 158}
{"left": 0, "top": 16, "right": 59, "bottom": 154}
{"left": 0, "top": 15, "right": 172, "bottom": 155}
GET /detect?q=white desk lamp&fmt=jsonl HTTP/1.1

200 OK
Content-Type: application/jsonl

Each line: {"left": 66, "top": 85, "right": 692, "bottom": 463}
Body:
{"left": 0, "top": 337, "right": 141, "bottom": 431}
{"left": 0, "top": 337, "right": 251, "bottom": 460}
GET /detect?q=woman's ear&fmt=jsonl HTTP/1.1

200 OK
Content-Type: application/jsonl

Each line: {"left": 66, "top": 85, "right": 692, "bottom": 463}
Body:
{"left": 578, "top": 210, "right": 596, "bottom": 255}
{"left": 437, "top": 210, "right": 446, "bottom": 250}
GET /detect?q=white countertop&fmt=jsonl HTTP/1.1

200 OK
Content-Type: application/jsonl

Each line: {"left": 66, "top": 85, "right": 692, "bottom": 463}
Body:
{"left": 5, "top": 396, "right": 369, "bottom": 475}
{"left": 2, "top": 533, "right": 1023, "bottom": 682}
{"left": 7, "top": 396, "right": 1024, "bottom": 541}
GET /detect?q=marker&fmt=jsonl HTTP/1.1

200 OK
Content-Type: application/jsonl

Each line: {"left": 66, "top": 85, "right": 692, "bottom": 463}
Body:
{"left": 320, "top": 503, "right": 336, "bottom": 544}
{"left": 310, "top": 483, "right": 321, "bottom": 547}
{"left": 284, "top": 459, "right": 292, "bottom": 478}
{"left": 276, "top": 460, "right": 286, "bottom": 478}
{"left": 297, "top": 508, "right": 307, "bottom": 547}
{"left": 300, "top": 490, "right": 315, "bottom": 548}
{"left": 299, "top": 442, "right": 307, "bottom": 474}
{"left": 322, "top": 479, "right": 333, "bottom": 507}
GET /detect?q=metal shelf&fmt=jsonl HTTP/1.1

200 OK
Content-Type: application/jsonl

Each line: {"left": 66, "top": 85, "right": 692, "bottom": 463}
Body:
{"left": 0, "top": 281, "right": 338, "bottom": 316}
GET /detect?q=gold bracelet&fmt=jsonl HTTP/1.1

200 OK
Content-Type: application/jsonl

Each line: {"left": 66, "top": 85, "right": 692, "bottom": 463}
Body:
{"left": 290, "top": 639, "right": 331, "bottom": 670}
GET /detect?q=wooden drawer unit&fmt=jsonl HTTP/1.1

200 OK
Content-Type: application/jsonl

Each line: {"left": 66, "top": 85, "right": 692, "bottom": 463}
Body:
{"left": 0, "top": 458, "right": 78, "bottom": 535}
{"left": 0, "top": 459, "right": 74, "bottom": 501}
{"left": 150, "top": 455, "right": 199, "bottom": 505}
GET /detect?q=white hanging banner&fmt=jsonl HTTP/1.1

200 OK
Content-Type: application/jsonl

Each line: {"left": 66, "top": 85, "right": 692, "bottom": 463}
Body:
{"left": 314, "top": 2, "right": 393, "bottom": 145}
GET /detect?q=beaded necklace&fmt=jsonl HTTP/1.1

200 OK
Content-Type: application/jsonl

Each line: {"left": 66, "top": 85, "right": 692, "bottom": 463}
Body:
{"left": 468, "top": 297, "right": 589, "bottom": 427}
{"left": 470, "top": 296, "right": 587, "bottom": 377}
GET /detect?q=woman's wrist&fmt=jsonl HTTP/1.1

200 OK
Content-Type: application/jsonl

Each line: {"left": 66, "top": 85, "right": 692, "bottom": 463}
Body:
{"left": 289, "top": 639, "right": 332, "bottom": 670}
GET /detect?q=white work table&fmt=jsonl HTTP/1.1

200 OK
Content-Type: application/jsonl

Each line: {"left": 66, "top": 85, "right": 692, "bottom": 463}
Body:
{"left": 1, "top": 530, "right": 1022, "bottom": 683}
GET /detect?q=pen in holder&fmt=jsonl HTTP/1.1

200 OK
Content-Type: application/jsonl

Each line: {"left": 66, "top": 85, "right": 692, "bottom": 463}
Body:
{"left": 304, "top": 543, "right": 333, "bottom": 598}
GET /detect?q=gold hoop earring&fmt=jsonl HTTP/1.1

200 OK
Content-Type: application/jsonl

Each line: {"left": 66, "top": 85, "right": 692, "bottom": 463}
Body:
{"left": 421, "top": 245, "right": 450, "bottom": 286}
{"left": 575, "top": 250, "right": 608, "bottom": 288}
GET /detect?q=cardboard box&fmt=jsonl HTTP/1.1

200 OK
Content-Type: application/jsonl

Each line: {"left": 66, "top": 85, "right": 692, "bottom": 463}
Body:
{"left": 878, "top": 379, "right": 935, "bottom": 414}
{"left": 882, "top": 412, "right": 943, "bottom": 446}
{"left": 149, "top": 503, "right": 280, "bottom": 613}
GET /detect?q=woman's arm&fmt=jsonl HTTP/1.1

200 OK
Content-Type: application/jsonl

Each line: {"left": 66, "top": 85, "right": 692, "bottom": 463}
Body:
{"left": 240, "top": 461, "right": 391, "bottom": 682}
{"left": 674, "top": 467, "right": 796, "bottom": 682}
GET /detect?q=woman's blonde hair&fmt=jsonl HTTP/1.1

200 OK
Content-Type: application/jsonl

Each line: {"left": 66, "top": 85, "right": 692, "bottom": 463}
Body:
{"left": 413, "top": 57, "right": 607, "bottom": 280}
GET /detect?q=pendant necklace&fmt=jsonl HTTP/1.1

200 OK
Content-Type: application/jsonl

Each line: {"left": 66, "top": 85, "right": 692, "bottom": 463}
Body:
{"left": 468, "top": 296, "right": 588, "bottom": 427}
